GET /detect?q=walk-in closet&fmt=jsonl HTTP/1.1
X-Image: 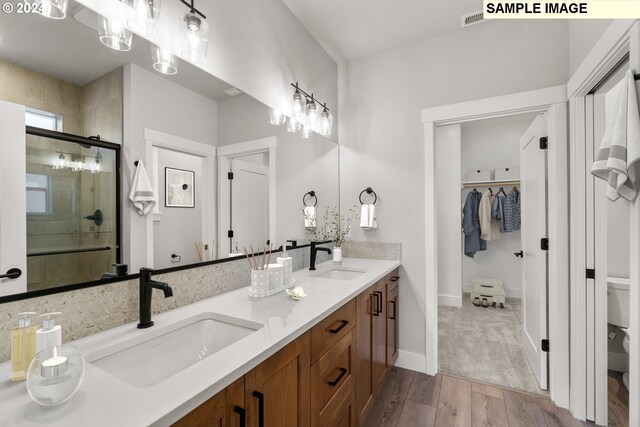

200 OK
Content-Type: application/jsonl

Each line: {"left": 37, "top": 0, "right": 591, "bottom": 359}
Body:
{"left": 436, "top": 113, "right": 548, "bottom": 396}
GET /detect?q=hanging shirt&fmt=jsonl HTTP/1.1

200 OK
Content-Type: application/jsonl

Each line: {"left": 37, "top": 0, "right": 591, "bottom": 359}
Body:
{"left": 479, "top": 191, "right": 500, "bottom": 241}
{"left": 492, "top": 194, "right": 507, "bottom": 232}
{"left": 501, "top": 189, "right": 521, "bottom": 232}
{"left": 462, "top": 190, "right": 486, "bottom": 258}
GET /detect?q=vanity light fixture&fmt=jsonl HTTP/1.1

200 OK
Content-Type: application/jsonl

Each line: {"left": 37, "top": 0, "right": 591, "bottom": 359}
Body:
{"left": 269, "top": 109, "right": 286, "bottom": 125}
{"left": 125, "top": 0, "right": 161, "bottom": 36}
{"left": 291, "top": 84, "right": 304, "bottom": 121}
{"left": 53, "top": 152, "right": 66, "bottom": 170}
{"left": 279, "top": 82, "right": 333, "bottom": 137}
{"left": 318, "top": 103, "right": 333, "bottom": 136}
{"left": 91, "top": 149, "right": 102, "bottom": 174}
{"left": 177, "top": 0, "right": 209, "bottom": 63}
{"left": 39, "top": 0, "right": 68, "bottom": 19}
{"left": 98, "top": 15, "right": 133, "bottom": 51}
{"left": 303, "top": 95, "right": 318, "bottom": 129}
{"left": 287, "top": 117, "right": 302, "bottom": 133}
{"left": 72, "top": 157, "right": 86, "bottom": 172}
{"left": 152, "top": 45, "right": 179, "bottom": 75}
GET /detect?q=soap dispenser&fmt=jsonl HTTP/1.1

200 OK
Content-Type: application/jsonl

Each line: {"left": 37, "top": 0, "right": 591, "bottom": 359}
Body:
{"left": 277, "top": 242, "right": 293, "bottom": 287}
{"left": 11, "top": 312, "right": 37, "bottom": 382}
{"left": 36, "top": 312, "right": 62, "bottom": 354}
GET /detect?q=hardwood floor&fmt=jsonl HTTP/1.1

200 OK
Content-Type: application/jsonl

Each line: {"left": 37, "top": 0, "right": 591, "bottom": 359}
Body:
{"left": 608, "top": 370, "right": 629, "bottom": 427}
{"left": 365, "top": 367, "right": 594, "bottom": 427}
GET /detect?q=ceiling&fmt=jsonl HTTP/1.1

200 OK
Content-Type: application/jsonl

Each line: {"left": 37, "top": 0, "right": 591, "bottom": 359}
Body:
{"left": 0, "top": 1, "right": 234, "bottom": 101}
{"left": 284, "top": 0, "right": 485, "bottom": 60}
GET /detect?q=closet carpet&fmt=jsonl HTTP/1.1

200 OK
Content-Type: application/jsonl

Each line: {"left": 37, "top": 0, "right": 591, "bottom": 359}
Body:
{"left": 438, "top": 293, "right": 544, "bottom": 396}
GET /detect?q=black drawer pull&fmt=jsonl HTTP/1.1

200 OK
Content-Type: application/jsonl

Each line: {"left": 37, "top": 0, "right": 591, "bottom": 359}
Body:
{"left": 329, "top": 320, "right": 349, "bottom": 334}
{"left": 252, "top": 391, "right": 264, "bottom": 427}
{"left": 233, "top": 405, "right": 246, "bottom": 427}
{"left": 328, "top": 368, "right": 348, "bottom": 387}
{"left": 372, "top": 292, "right": 380, "bottom": 316}
{"left": 389, "top": 300, "right": 396, "bottom": 320}
{"left": 375, "top": 291, "right": 383, "bottom": 313}
{"left": 390, "top": 276, "right": 399, "bottom": 282}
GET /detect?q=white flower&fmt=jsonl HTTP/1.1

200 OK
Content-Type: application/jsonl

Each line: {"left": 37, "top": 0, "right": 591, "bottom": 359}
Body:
{"left": 286, "top": 286, "right": 307, "bottom": 301}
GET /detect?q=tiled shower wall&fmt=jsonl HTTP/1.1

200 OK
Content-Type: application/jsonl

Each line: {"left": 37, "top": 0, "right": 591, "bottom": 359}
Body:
{"left": 0, "top": 244, "right": 332, "bottom": 362}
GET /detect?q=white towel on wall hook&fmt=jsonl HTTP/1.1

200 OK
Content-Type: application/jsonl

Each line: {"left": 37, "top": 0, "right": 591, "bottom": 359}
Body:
{"left": 129, "top": 160, "right": 156, "bottom": 215}
{"left": 359, "top": 204, "right": 369, "bottom": 228}
{"left": 360, "top": 204, "right": 377, "bottom": 229}
{"left": 591, "top": 69, "right": 640, "bottom": 202}
{"left": 304, "top": 206, "right": 316, "bottom": 228}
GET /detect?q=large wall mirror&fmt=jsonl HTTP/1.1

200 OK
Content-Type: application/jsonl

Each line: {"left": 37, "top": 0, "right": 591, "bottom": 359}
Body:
{"left": 0, "top": 1, "right": 339, "bottom": 299}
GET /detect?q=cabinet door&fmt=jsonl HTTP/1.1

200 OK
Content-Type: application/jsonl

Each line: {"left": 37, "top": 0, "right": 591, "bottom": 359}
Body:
{"left": 245, "top": 333, "right": 310, "bottom": 427}
{"left": 355, "top": 285, "right": 375, "bottom": 425}
{"left": 387, "top": 281, "right": 399, "bottom": 367}
{"left": 372, "top": 280, "right": 388, "bottom": 395}
{"left": 173, "top": 377, "right": 245, "bottom": 427}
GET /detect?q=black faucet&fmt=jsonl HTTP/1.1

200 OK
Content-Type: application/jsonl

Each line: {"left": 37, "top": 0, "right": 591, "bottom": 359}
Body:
{"left": 137, "top": 268, "right": 173, "bottom": 329}
{"left": 309, "top": 241, "right": 332, "bottom": 271}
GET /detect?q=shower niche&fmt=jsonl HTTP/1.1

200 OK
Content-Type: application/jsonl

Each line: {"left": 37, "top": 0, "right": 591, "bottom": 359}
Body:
{"left": 25, "top": 128, "right": 120, "bottom": 292}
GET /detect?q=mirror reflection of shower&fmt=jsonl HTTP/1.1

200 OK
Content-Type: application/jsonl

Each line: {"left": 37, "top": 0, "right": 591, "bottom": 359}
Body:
{"left": 26, "top": 128, "right": 120, "bottom": 291}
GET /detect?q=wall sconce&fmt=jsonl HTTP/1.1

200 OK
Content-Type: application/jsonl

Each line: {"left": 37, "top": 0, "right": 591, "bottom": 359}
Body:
{"left": 53, "top": 152, "right": 66, "bottom": 170}
{"left": 125, "top": 0, "right": 161, "bottom": 36}
{"left": 274, "top": 82, "right": 333, "bottom": 137}
{"left": 39, "top": 0, "right": 68, "bottom": 19}
{"left": 98, "top": 15, "right": 133, "bottom": 51}
{"left": 177, "top": 0, "right": 209, "bottom": 63}
{"left": 152, "top": 45, "right": 179, "bottom": 75}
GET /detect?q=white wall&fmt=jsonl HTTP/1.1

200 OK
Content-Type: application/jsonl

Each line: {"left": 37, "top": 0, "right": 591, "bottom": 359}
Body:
{"left": 123, "top": 64, "right": 218, "bottom": 271}
{"left": 569, "top": 21, "right": 614, "bottom": 77}
{"left": 436, "top": 125, "right": 462, "bottom": 306}
{"left": 341, "top": 20, "right": 569, "bottom": 364}
{"left": 217, "top": 94, "right": 339, "bottom": 247}
{"left": 460, "top": 116, "right": 534, "bottom": 298}
{"left": 76, "top": 0, "right": 338, "bottom": 143}
{"left": 153, "top": 149, "right": 204, "bottom": 269}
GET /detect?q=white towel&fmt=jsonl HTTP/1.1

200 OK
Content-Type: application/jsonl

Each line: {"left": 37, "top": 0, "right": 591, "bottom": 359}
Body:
{"left": 304, "top": 206, "right": 316, "bottom": 228}
{"left": 128, "top": 160, "right": 156, "bottom": 215}
{"left": 591, "top": 70, "right": 640, "bottom": 202}
{"left": 360, "top": 204, "right": 378, "bottom": 229}
{"left": 359, "top": 204, "right": 369, "bottom": 228}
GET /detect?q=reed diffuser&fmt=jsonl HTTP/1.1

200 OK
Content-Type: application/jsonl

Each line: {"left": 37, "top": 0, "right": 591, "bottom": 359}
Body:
{"left": 245, "top": 245, "right": 286, "bottom": 297}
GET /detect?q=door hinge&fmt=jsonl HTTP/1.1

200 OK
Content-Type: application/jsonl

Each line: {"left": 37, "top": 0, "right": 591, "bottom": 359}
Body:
{"left": 586, "top": 268, "right": 595, "bottom": 279}
{"left": 228, "top": 172, "right": 234, "bottom": 180}
{"left": 540, "top": 238, "right": 549, "bottom": 251}
{"left": 228, "top": 230, "right": 234, "bottom": 238}
{"left": 541, "top": 339, "right": 550, "bottom": 352}
{"left": 539, "top": 136, "right": 548, "bottom": 149}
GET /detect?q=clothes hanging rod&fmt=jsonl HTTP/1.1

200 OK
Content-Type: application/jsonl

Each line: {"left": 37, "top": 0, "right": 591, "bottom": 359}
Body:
{"left": 461, "top": 179, "right": 520, "bottom": 189}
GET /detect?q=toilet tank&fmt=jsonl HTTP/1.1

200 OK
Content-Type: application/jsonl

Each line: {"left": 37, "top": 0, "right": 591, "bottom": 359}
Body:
{"left": 608, "top": 277, "right": 630, "bottom": 328}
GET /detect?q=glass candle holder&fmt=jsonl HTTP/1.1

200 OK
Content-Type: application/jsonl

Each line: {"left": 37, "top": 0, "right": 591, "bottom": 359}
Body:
{"left": 26, "top": 345, "right": 85, "bottom": 406}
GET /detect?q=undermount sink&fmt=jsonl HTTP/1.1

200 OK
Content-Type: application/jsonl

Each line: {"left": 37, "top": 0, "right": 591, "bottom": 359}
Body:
{"left": 315, "top": 267, "right": 366, "bottom": 281}
{"left": 89, "top": 313, "right": 262, "bottom": 388}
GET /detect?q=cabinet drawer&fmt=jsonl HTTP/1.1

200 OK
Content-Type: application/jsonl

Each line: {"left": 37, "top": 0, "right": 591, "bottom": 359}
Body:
{"left": 311, "top": 331, "right": 355, "bottom": 427}
{"left": 311, "top": 300, "right": 356, "bottom": 364}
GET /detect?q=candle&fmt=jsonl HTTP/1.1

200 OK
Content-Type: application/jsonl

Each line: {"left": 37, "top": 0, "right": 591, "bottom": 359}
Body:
{"left": 41, "top": 355, "right": 68, "bottom": 377}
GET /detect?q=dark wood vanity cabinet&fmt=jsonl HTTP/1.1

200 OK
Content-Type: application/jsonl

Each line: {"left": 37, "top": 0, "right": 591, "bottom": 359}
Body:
{"left": 174, "top": 268, "right": 399, "bottom": 427}
{"left": 172, "top": 377, "right": 245, "bottom": 427}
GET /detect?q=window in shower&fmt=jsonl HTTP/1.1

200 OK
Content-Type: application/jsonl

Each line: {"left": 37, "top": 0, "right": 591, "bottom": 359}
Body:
{"left": 25, "top": 108, "right": 63, "bottom": 131}
{"left": 26, "top": 128, "right": 120, "bottom": 292}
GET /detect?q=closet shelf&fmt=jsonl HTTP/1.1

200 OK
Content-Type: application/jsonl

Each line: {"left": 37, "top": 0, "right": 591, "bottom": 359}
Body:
{"left": 461, "top": 179, "right": 520, "bottom": 189}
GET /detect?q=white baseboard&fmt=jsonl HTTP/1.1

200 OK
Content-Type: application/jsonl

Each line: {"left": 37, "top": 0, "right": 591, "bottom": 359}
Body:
{"left": 463, "top": 283, "right": 522, "bottom": 299}
{"left": 394, "top": 350, "right": 427, "bottom": 373}
{"left": 608, "top": 351, "right": 628, "bottom": 373}
{"left": 438, "top": 293, "right": 462, "bottom": 307}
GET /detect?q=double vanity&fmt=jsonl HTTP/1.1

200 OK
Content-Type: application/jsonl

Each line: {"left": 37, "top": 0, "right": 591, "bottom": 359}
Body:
{"left": 0, "top": 257, "right": 400, "bottom": 426}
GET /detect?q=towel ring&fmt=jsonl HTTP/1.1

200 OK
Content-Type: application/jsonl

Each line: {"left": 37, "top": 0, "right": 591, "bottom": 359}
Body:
{"left": 359, "top": 187, "right": 377, "bottom": 205}
{"left": 303, "top": 190, "right": 317, "bottom": 207}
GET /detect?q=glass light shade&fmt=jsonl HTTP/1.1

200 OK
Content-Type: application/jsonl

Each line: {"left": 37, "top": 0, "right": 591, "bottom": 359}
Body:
{"left": 98, "top": 15, "right": 133, "bottom": 51}
{"left": 53, "top": 153, "right": 66, "bottom": 170}
{"left": 304, "top": 99, "right": 318, "bottom": 129}
{"left": 270, "top": 108, "right": 286, "bottom": 125}
{"left": 287, "top": 117, "right": 301, "bottom": 133}
{"left": 292, "top": 90, "right": 304, "bottom": 121}
{"left": 27, "top": 345, "right": 85, "bottom": 406}
{"left": 39, "top": 0, "right": 68, "bottom": 19}
{"left": 72, "top": 158, "right": 85, "bottom": 172}
{"left": 152, "top": 45, "right": 179, "bottom": 75}
{"left": 179, "top": 12, "right": 209, "bottom": 63}
{"left": 318, "top": 109, "right": 333, "bottom": 136}
{"left": 125, "top": 0, "right": 161, "bottom": 36}
{"left": 90, "top": 158, "right": 101, "bottom": 174}
{"left": 301, "top": 125, "right": 313, "bottom": 139}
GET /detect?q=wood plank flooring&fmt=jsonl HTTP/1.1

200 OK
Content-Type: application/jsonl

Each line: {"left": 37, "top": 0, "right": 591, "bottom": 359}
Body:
{"left": 607, "top": 370, "right": 629, "bottom": 427}
{"left": 365, "top": 368, "right": 595, "bottom": 427}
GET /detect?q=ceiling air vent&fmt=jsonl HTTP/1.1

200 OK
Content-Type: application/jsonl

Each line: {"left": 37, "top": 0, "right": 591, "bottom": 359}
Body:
{"left": 460, "top": 10, "right": 485, "bottom": 28}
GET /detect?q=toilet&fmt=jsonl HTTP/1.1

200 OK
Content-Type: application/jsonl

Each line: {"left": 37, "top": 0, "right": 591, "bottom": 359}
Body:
{"left": 607, "top": 278, "right": 630, "bottom": 390}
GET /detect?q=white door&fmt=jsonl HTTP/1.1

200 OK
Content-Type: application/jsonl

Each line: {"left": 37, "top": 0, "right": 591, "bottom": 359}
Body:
{"left": 520, "top": 114, "right": 549, "bottom": 390}
{"left": 229, "top": 159, "right": 269, "bottom": 254}
{"left": 0, "top": 100, "right": 27, "bottom": 296}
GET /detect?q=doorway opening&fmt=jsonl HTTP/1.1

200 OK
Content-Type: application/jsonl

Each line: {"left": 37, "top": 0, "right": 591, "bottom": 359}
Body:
{"left": 436, "top": 113, "right": 548, "bottom": 396}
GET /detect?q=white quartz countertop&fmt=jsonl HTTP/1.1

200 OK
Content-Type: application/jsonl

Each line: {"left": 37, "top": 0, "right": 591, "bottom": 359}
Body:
{"left": 0, "top": 258, "right": 400, "bottom": 426}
